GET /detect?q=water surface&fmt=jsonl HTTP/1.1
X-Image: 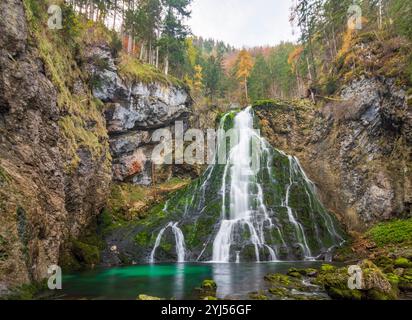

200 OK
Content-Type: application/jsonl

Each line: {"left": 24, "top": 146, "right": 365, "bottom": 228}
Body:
{"left": 62, "top": 261, "right": 325, "bottom": 300}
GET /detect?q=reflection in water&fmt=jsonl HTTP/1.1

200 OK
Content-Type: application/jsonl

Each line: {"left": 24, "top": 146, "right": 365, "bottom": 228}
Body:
{"left": 173, "top": 263, "right": 185, "bottom": 300}
{"left": 62, "top": 262, "right": 325, "bottom": 300}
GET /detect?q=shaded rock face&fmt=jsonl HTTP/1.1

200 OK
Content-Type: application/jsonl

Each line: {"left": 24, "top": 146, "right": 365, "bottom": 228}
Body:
{"left": 84, "top": 44, "right": 191, "bottom": 185}
{"left": 0, "top": 0, "right": 111, "bottom": 292}
{"left": 255, "top": 77, "right": 411, "bottom": 230}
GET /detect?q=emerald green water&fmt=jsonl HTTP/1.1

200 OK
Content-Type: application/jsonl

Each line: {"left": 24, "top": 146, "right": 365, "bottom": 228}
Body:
{"left": 61, "top": 261, "right": 325, "bottom": 300}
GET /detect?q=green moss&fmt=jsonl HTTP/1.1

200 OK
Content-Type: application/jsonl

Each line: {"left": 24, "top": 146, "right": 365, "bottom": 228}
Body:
{"left": 118, "top": 53, "right": 185, "bottom": 88}
{"left": 399, "top": 274, "right": 412, "bottom": 291}
{"left": 201, "top": 280, "right": 217, "bottom": 291}
{"left": 0, "top": 234, "right": 8, "bottom": 261}
{"left": 135, "top": 232, "right": 150, "bottom": 246}
{"left": 249, "top": 292, "right": 268, "bottom": 300}
{"left": 287, "top": 269, "right": 303, "bottom": 278}
{"left": 196, "top": 279, "right": 217, "bottom": 299}
{"left": 0, "top": 166, "right": 10, "bottom": 184}
{"left": 366, "top": 289, "right": 392, "bottom": 300}
{"left": 327, "top": 287, "right": 362, "bottom": 300}
{"left": 252, "top": 99, "right": 287, "bottom": 110}
{"left": 59, "top": 249, "right": 82, "bottom": 272}
{"left": 320, "top": 264, "right": 335, "bottom": 273}
{"left": 23, "top": 0, "right": 110, "bottom": 172}
{"left": 71, "top": 239, "right": 100, "bottom": 266}
{"left": 2, "top": 280, "right": 48, "bottom": 300}
{"left": 386, "top": 273, "right": 400, "bottom": 286}
{"left": 394, "top": 257, "right": 412, "bottom": 268}
{"left": 137, "top": 294, "right": 162, "bottom": 300}
{"left": 264, "top": 273, "right": 291, "bottom": 286}
{"left": 366, "top": 218, "right": 412, "bottom": 246}
{"left": 268, "top": 287, "right": 289, "bottom": 298}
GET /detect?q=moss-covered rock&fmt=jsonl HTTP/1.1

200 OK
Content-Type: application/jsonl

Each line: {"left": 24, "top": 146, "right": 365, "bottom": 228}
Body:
{"left": 287, "top": 268, "right": 303, "bottom": 278}
{"left": 201, "top": 279, "right": 217, "bottom": 291}
{"left": 71, "top": 240, "right": 100, "bottom": 267}
{"left": 314, "top": 260, "right": 397, "bottom": 300}
{"left": 320, "top": 264, "right": 335, "bottom": 273}
{"left": 394, "top": 257, "right": 412, "bottom": 268}
{"left": 1, "top": 280, "right": 49, "bottom": 300}
{"left": 137, "top": 294, "right": 162, "bottom": 300}
{"left": 249, "top": 291, "right": 269, "bottom": 300}
{"left": 195, "top": 279, "right": 217, "bottom": 300}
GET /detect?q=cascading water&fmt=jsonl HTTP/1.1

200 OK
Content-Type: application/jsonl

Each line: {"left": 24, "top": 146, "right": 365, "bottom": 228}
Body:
{"left": 212, "top": 107, "right": 276, "bottom": 262}
{"left": 150, "top": 221, "right": 186, "bottom": 263}
{"left": 145, "top": 107, "right": 344, "bottom": 263}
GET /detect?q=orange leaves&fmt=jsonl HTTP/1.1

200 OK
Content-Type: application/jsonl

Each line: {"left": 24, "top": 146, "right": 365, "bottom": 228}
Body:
{"left": 236, "top": 49, "right": 254, "bottom": 80}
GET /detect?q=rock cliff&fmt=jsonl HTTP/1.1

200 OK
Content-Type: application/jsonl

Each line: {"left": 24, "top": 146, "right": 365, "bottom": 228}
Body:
{"left": 0, "top": 0, "right": 111, "bottom": 293}
{"left": 83, "top": 44, "right": 192, "bottom": 185}
{"left": 255, "top": 76, "right": 411, "bottom": 230}
{"left": 0, "top": 0, "right": 193, "bottom": 293}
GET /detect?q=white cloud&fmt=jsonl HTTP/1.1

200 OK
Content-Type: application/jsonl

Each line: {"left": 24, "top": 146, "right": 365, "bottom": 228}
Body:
{"left": 189, "top": 0, "right": 297, "bottom": 48}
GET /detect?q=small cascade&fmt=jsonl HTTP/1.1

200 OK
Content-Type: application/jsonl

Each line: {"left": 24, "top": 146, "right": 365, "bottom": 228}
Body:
{"left": 146, "top": 106, "right": 344, "bottom": 263}
{"left": 149, "top": 222, "right": 186, "bottom": 263}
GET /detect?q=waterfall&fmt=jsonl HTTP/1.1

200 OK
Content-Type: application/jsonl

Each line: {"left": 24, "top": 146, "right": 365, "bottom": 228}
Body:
{"left": 146, "top": 106, "right": 344, "bottom": 263}
{"left": 149, "top": 222, "right": 186, "bottom": 263}
{"left": 212, "top": 107, "right": 277, "bottom": 262}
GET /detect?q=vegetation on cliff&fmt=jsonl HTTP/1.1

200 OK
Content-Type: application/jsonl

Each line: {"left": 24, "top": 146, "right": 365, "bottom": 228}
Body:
{"left": 24, "top": 0, "right": 111, "bottom": 170}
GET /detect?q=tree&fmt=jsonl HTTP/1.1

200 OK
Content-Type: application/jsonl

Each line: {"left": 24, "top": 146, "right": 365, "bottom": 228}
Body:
{"left": 268, "top": 43, "right": 298, "bottom": 98}
{"left": 236, "top": 50, "right": 254, "bottom": 102}
{"left": 193, "top": 64, "right": 204, "bottom": 94}
{"left": 248, "top": 54, "right": 271, "bottom": 101}
{"left": 203, "top": 55, "right": 222, "bottom": 100}
{"left": 159, "top": 0, "right": 192, "bottom": 75}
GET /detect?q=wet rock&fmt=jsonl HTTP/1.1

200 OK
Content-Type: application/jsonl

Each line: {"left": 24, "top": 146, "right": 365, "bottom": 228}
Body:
{"left": 263, "top": 273, "right": 328, "bottom": 300}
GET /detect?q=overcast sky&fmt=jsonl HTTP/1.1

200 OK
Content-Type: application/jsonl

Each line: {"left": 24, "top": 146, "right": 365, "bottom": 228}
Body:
{"left": 189, "top": 0, "right": 297, "bottom": 48}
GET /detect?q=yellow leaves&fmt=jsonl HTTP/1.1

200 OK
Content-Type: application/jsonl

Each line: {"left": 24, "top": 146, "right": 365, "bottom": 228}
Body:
{"left": 184, "top": 64, "right": 203, "bottom": 95}
{"left": 193, "top": 64, "right": 203, "bottom": 92}
{"left": 186, "top": 37, "right": 197, "bottom": 68}
{"left": 288, "top": 46, "right": 304, "bottom": 71}
{"left": 236, "top": 49, "right": 254, "bottom": 80}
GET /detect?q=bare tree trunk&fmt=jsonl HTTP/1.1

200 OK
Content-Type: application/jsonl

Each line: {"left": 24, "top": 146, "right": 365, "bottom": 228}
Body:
{"left": 112, "top": 0, "right": 118, "bottom": 30}
{"left": 164, "top": 54, "right": 169, "bottom": 75}
{"left": 128, "top": 35, "right": 133, "bottom": 53}
{"left": 156, "top": 46, "right": 159, "bottom": 69}
{"left": 140, "top": 43, "right": 145, "bottom": 60}
{"left": 149, "top": 40, "right": 153, "bottom": 64}
{"left": 306, "top": 56, "right": 315, "bottom": 103}
{"left": 378, "top": 0, "right": 383, "bottom": 29}
{"left": 244, "top": 77, "right": 248, "bottom": 102}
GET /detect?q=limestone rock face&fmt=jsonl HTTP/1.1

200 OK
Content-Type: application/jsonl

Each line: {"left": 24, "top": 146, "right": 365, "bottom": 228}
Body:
{"left": 255, "top": 76, "right": 411, "bottom": 229}
{"left": 0, "top": 0, "right": 111, "bottom": 292}
{"left": 83, "top": 44, "right": 192, "bottom": 185}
